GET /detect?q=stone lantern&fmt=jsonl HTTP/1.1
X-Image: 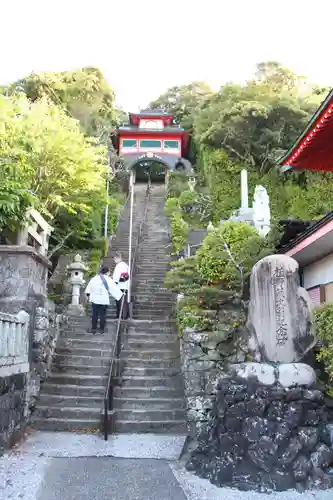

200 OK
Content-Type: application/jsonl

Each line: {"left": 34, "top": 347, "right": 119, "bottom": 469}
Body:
{"left": 67, "top": 254, "right": 88, "bottom": 316}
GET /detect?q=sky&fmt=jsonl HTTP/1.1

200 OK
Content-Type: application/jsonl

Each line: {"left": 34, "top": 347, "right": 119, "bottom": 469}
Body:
{"left": 1, "top": 0, "right": 332, "bottom": 112}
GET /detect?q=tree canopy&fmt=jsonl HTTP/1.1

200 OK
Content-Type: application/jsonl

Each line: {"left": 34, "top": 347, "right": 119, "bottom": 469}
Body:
{"left": 150, "top": 61, "right": 332, "bottom": 222}
{"left": 0, "top": 93, "right": 108, "bottom": 252}
{"left": 3, "top": 67, "right": 125, "bottom": 143}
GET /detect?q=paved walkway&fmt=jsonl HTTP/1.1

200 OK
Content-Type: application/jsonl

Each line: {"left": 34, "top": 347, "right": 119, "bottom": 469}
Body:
{"left": 1, "top": 432, "right": 333, "bottom": 500}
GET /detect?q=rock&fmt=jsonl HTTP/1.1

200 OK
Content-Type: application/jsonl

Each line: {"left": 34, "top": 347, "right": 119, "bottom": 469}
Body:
{"left": 279, "top": 437, "right": 302, "bottom": 465}
{"left": 285, "top": 387, "right": 303, "bottom": 401}
{"left": 303, "top": 389, "right": 324, "bottom": 402}
{"left": 299, "top": 427, "right": 319, "bottom": 451}
{"left": 248, "top": 436, "right": 278, "bottom": 472}
{"left": 310, "top": 444, "right": 333, "bottom": 469}
{"left": 302, "top": 409, "right": 321, "bottom": 426}
{"left": 293, "top": 455, "right": 312, "bottom": 481}
{"left": 278, "top": 363, "right": 316, "bottom": 388}
{"left": 245, "top": 398, "right": 266, "bottom": 417}
{"left": 274, "top": 421, "right": 291, "bottom": 447}
{"left": 232, "top": 362, "right": 276, "bottom": 385}
{"left": 247, "top": 254, "right": 316, "bottom": 363}
{"left": 212, "top": 459, "right": 234, "bottom": 485}
{"left": 283, "top": 402, "right": 303, "bottom": 428}
{"left": 266, "top": 400, "right": 284, "bottom": 420}
{"left": 260, "top": 470, "right": 294, "bottom": 492}
{"left": 244, "top": 417, "right": 275, "bottom": 442}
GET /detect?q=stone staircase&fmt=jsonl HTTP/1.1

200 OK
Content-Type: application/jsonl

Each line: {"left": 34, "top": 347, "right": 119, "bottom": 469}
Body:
{"left": 32, "top": 182, "right": 186, "bottom": 435}
{"left": 113, "top": 184, "right": 186, "bottom": 433}
{"left": 32, "top": 184, "right": 149, "bottom": 431}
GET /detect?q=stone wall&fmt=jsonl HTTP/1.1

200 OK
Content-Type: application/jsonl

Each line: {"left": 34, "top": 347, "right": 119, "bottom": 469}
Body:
{"left": 186, "top": 364, "right": 333, "bottom": 492}
{"left": 180, "top": 297, "right": 248, "bottom": 437}
{"left": 26, "top": 300, "right": 63, "bottom": 415}
{"left": 0, "top": 245, "right": 63, "bottom": 454}
{"left": 0, "top": 373, "right": 27, "bottom": 454}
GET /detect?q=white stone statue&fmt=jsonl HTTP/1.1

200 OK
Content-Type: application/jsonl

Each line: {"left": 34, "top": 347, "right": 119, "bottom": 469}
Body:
{"left": 188, "top": 177, "right": 196, "bottom": 192}
{"left": 252, "top": 185, "right": 271, "bottom": 237}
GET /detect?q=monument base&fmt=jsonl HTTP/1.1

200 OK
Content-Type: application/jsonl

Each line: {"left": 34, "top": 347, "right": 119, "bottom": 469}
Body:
{"left": 186, "top": 363, "right": 333, "bottom": 492}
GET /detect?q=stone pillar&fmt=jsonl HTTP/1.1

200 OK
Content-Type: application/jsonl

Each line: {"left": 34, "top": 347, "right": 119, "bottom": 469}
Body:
{"left": 0, "top": 245, "right": 51, "bottom": 317}
{"left": 241, "top": 169, "right": 249, "bottom": 210}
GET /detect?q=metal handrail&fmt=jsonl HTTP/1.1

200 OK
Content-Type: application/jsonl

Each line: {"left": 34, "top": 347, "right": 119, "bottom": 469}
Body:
{"left": 128, "top": 181, "right": 151, "bottom": 318}
{"left": 103, "top": 295, "right": 125, "bottom": 441}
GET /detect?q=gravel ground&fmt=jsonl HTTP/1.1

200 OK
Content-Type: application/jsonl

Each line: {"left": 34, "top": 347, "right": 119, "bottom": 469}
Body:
{"left": 1, "top": 432, "right": 333, "bottom": 500}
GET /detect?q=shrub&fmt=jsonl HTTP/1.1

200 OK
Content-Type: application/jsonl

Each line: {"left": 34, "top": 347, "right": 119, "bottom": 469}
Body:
{"left": 314, "top": 303, "right": 333, "bottom": 394}
{"left": 170, "top": 213, "right": 189, "bottom": 254}
{"left": 167, "top": 171, "right": 188, "bottom": 198}
{"left": 165, "top": 197, "right": 180, "bottom": 218}
{"left": 178, "top": 189, "right": 198, "bottom": 212}
{"left": 196, "top": 221, "right": 267, "bottom": 287}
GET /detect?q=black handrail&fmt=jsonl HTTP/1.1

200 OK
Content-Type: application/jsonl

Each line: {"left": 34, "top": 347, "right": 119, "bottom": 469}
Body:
{"left": 103, "top": 295, "right": 125, "bottom": 441}
{"left": 128, "top": 181, "right": 151, "bottom": 318}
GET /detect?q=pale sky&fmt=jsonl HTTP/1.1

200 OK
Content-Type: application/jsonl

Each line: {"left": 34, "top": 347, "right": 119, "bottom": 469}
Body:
{"left": 1, "top": 0, "right": 332, "bottom": 112}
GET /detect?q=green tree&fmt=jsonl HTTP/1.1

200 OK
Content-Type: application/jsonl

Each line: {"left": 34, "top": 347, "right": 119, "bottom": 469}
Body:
{"left": 0, "top": 93, "right": 108, "bottom": 253}
{"left": 3, "top": 67, "right": 124, "bottom": 142}
{"left": 148, "top": 82, "right": 213, "bottom": 130}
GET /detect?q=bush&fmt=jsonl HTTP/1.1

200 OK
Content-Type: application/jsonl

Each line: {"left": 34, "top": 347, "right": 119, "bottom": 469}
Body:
{"left": 170, "top": 213, "right": 189, "bottom": 254}
{"left": 314, "top": 303, "right": 333, "bottom": 394}
{"left": 165, "top": 197, "right": 180, "bottom": 218}
{"left": 88, "top": 248, "right": 103, "bottom": 277}
{"left": 196, "top": 221, "right": 267, "bottom": 287}
{"left": 178, "top": 189, "right": 198, "bottom": 212}
{"left": 167, "top": 172, "right": 188, "bottom": 198}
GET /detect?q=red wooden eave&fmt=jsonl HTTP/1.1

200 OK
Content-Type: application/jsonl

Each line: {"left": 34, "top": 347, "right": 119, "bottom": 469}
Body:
{"left": 280, "top": 89, "right": 333, "bottom": 172}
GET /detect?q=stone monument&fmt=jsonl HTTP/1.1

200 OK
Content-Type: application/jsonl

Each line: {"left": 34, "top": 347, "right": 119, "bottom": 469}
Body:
{"left": 247, "top": 254, "right": 316, "bottom": 363}
{"left": 186, "top": 254, "right": 333, "bottom": 491}
{"left": 252, "top": 185, "right": 271, "bottom": 237}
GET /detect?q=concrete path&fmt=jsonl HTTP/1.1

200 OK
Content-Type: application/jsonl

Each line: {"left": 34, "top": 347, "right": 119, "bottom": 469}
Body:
{"left": 1, "top": 432, "right": 333, "bottom": 500}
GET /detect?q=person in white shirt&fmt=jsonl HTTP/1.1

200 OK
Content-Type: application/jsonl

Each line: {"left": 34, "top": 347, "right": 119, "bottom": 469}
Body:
{"left": 85, "top": 266, "right": 123, "bottom": 334}
{"left": 113, "top": 252, "right": 129, "bottom": 319}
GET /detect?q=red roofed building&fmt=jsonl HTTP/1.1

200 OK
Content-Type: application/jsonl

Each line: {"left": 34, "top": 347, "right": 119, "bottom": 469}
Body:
{"left": 279, "top": 89, "right": 333, "bottom": 173}
{"left": 112, "top": 110, "right": 192, "bottom": 180}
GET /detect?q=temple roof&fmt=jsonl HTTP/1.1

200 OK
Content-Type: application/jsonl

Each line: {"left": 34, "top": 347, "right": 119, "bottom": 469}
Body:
{"left": 279, "top": 89, "right": 333, "bottom": 173}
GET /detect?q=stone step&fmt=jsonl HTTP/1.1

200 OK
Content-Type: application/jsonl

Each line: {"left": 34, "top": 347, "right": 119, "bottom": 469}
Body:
{"left": 54, "top": 355, "right": 110, "bottom": 367}
{"left": 49, "top": 373, "right": 107, "bottom": 387}
{"left": 114, "top": 408, "right": 185, "bottom": 422}
{"left": 58, "top": 338, "right": 115, "bottom": 350}
{"left": 38, "top": 394, "right": 103, "bottom": 407}
{"left": 35, "top": 405, "right": 102, "bottom": 420}
{"left": 114, "top": 420, "right": 186, "bottom": 434}
{"left": 133, "top": 313, "right": 174, "bottom": 320}
{"left": 127, "top": 320, "right": 176, "bottom": 331}
{"left": 114, "top": 386, "right": 183, "bottom": 399}
{"left": 40, "top": 383, "right": 105, "bottom": 397}
{"left": 125, "top": 334, "right": 177, "bottom": 344}
{"left": 52, "top": 365, "right": 109, "bottom": 376}
{"left": 32, "top": 417, "right": 101, "bottom": 432}
{"left": 56, "top": 347, "right": 111, "bottom": 358}
{"left": 121, "top": 375, "right": 183, "bottom": 389}
{"left": 122, "top": 358, "right": 180, "bottom": 369}
{"left": 113, "top": 397, "right": 185, "bottom": 410}
{"left": 121, "top": 348, "right": 178, "bottom": 360}
{"left": 122, "top": 339, "right": 179, "bottom": 351}
{"left": 121, "top": 366, "right": 181, "bottom": 377}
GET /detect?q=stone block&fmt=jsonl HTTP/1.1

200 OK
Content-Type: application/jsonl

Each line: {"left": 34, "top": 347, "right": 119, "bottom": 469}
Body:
{"left": 278, "top": 363, "right": 316, "bottom": 388}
